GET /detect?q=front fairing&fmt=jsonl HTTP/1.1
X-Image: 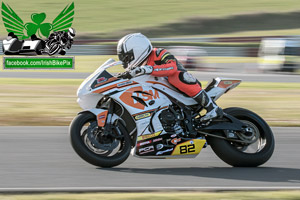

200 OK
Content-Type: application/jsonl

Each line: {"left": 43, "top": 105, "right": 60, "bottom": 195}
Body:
{"left": 77, "top": 59, "right": 122, "bottom": 109}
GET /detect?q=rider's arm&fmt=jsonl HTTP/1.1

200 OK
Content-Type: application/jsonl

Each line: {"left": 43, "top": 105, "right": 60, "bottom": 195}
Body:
{"left": 150, "top": 50, "right": 178, "bottom": 77}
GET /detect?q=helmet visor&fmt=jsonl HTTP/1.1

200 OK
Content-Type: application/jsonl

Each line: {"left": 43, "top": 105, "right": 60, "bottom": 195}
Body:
{"left": 117, "top": 48, "right": 134, "bottom": 68}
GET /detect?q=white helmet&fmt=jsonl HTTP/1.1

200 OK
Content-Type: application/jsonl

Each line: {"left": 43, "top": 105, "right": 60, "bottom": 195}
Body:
{"left": 117, "top": 33, "right": 153, "bottom": 69}
{"left": 68, "top": 28, "right": 76, "bottom": 39}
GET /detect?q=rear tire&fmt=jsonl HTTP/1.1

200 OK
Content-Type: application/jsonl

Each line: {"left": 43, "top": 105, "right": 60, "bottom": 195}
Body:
{"left": 70, "top": 112, "right": 131, "bottom": 168}
{"left": 207, "top": 107, "right": 275, "bottom": 167}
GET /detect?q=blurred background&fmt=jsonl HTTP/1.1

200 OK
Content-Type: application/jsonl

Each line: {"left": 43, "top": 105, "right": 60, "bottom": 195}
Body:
{"left": 0, "top": 0, "right": 300, "bottom": 195}
{"left": 1, "top": 0, "right": 300, "bottom": 72}
{"left": 0, "top": 0, "right": 300, "bottom": 126}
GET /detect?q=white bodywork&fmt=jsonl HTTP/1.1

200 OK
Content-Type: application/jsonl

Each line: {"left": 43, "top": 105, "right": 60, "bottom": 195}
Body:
{"left": 77, "top": 59, "right": 241, "bottom": 156}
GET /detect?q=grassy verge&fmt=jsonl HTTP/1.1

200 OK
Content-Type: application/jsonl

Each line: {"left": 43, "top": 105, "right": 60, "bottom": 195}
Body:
{"left": 0, "top": 78, "right": 299, "bottom": 126}
{"left": 0, "top": 191, "right": 300, "bottom": 200}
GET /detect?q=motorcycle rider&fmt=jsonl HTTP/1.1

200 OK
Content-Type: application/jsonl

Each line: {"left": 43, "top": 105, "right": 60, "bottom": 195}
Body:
{"left": 46, "top": 27, "right": 76, "bottom": 55}
{"left": 117, "top": 33, "right": 223, "bottom": 121}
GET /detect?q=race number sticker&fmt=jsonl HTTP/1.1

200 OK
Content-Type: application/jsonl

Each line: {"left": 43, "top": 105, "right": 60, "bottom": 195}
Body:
{"left": 172, "top": 139, "right": 206, "bottom": 156}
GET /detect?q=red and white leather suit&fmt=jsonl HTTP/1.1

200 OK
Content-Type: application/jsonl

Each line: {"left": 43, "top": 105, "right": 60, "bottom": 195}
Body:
{"left": 146, "top": 48, "right": 201, "bottom": 97}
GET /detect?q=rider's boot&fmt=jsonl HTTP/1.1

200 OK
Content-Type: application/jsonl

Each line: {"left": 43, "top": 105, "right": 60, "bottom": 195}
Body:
{"left": 193, "top": 90, "right": 223, "bottom": 121}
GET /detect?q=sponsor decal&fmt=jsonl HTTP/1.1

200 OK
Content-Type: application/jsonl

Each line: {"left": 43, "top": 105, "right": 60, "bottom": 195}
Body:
{"left": 98, "top": 115, "right": 106, "bottom": 119}
{"left": 137, "top": 140, "right": 152, "bottom": 147}
{"left": 139, "top": 146, "right": 154, "bottom": 155}
{"left": 119, "top": 86, "right": 160, "bottom": 110}
{"left": 117, "top": 80, "right": 133, "bottom": 87}
{"left": 156, "top": 148, "right": 174, "bottom": 155}
{"left": 137, "top": 131, "right": 162, "bottom": 141}
{"left": 154, "top": 67, "right": 174, "bottom": 72}
{"left": 97, "top": 77, "right": 107, "bottom": 84}
{"left": 224, "top": 81, "right": 233, "bottom": 85}
{"left": 97, "top": 111, "right": 108, "bottom": 127}
{"left": 153, "top": 137, "right": 163, "bottom": 143}
{"left": 132, "top": 106, "right": 168, "bottom": 121}
{"left": 134, "top": 112, "right": 151, "bottom": 120}
{"left": 170, "top": 134, "right": 177, "bottom": 138}
{"left": 156, "top": 144, "right": 164, "bottom": 150}
{"left": 171, "top": 138, "right": 181, "bottom": 145}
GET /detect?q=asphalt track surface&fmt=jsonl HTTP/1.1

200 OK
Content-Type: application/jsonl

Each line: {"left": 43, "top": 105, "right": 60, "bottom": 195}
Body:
{"left": 0, "top": 126, "right": 299, "bottom": 192}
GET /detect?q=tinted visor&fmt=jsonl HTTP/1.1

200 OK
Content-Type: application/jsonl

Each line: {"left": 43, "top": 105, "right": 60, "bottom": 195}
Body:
{"left": 117, "top": 46, "right": 134, "bottom": 68}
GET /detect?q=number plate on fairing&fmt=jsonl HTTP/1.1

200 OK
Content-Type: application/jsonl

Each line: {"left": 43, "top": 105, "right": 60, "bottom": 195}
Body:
{"left": 134, "top": 134, "right": 206, "bottom": 158}
{"left": 172, "top": 139, "right": 206, "bottom": 156}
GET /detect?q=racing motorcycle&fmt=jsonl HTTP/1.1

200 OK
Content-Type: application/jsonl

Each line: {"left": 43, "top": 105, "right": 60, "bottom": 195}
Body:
{"left": 70, "top": 59, "right": 275, "bottom": 168}
{"left": 44, "top": 36, "right": 71, "bottom": 56}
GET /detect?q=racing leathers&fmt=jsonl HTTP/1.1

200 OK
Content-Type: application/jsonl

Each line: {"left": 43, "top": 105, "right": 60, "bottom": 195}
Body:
{"left": 131, "top": 48, "right": 223, "bottom": 121}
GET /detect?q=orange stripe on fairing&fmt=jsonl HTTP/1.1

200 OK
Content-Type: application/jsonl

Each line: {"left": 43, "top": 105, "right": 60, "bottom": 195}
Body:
{"left": 97, "top": 110, "right": 108, "bottom": 127}
{"left": 92, "top": 81, "right": 138, "bottom": 94}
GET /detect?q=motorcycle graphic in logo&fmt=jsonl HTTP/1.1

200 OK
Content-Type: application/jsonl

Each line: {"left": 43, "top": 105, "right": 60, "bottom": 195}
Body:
{"left": 1, "top": 2, "right": 75, "bottom": 56}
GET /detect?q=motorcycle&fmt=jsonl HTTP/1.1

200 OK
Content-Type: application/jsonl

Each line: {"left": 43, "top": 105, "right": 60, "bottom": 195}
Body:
{"left": 70, "top": 59, "right": 275, "bottom": 168}
{"left": 44, "top": 37, "right": 70, "bottom": 56}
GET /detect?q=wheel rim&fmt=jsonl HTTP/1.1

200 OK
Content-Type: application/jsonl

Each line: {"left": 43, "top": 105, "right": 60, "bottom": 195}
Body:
{"left": 80, "top": 120, "right": 125, "bottom": 157}
{"left": 234, "top": 120, "right": 267, "bottom": 154}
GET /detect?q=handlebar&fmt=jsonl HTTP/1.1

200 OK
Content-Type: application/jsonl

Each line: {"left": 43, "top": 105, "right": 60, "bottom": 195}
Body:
{"left": 117, "top": 71, "right": 133, "bottom": 79}
{"left": 117, "top": 68, "right": 145, "bottom": 79}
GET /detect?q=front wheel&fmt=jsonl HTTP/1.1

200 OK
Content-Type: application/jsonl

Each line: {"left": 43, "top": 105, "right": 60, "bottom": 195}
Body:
{"left": 69, "top": 112, "right": 131, "bottom": 168}
{"left": 207, "top": 107, "right": 275, "bottom": 167}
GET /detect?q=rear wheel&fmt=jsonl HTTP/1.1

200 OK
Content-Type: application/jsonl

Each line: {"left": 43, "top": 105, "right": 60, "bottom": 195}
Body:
{"left": 207, "top": 107, "right": 275, "bottom": 167}
{"left": 70, "top": 112, "right": 131, "bottom": 168}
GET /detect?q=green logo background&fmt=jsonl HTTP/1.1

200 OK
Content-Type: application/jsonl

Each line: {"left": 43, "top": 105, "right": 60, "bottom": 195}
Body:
{"left": 1, "top": 2, "right": 74, "bottom": 39}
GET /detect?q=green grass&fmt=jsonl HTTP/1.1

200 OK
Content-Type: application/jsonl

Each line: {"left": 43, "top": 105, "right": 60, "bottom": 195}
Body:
{"left": 1, "top": 0, "right": 300, "bottom": 38}
{"left": 0, "top": 191, "right": 300, "bottom": 200}
{"left": 0, "top": 78, "right": 299, "bottom": 126}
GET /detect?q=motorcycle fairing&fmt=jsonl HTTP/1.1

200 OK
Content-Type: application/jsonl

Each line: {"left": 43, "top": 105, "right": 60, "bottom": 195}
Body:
{"left": 97, "top": 110, "right": 108, "bottom": 127}
{"left": 76, "top": 59, "right": 244, "bottom": 159}
{"left": 78, "top": 108, "right": 124, "bottom": 128}
{"left": 205, "top": 77, "right": 241, "bottom": 101}
{"left": 134, "top": 133, "right": 206, "bottom": 158}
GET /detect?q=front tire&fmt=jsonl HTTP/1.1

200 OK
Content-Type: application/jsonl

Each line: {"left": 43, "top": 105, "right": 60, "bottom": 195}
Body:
{"left": 70, "top": 112, "right": 131, "bottom": 168}
{"left": 207, "top": 107, "right": 275, "bottom": 167}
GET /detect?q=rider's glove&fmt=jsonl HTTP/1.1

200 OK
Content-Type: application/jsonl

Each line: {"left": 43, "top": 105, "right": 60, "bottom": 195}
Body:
{"left": 129, "top": 65, "right": 153, "bottom": 77}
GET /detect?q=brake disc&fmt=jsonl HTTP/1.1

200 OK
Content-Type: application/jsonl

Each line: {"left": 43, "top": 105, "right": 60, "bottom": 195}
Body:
{"left": 237, "top": 120, "right": 260, "bottom": 144}
{"left": 87, "top": 122, "right": 120, "bottom": 151}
